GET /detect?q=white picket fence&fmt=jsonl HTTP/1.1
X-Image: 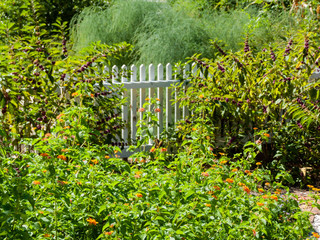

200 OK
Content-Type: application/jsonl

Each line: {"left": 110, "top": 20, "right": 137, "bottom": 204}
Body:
{"left": 103, "top": 63, "right": 196, "bottom": 158}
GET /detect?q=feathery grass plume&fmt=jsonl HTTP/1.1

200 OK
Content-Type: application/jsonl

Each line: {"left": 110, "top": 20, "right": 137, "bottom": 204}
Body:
{"left": 71, "top": 1, "right": 302, "bottom": 65}
{"left": 133, "top": 7, "right": 214, "bottom": 65}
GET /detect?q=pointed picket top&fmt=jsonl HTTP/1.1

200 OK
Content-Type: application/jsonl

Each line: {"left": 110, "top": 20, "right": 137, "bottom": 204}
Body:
{"left": 183, "top": 63, "right": 190, "bottom": 79}
{"left": 103, "top": 65, "right": 109, "bottom": 74}
{"left": 112, "top": 65, "right": 119, "bottom": 82}
{"left": 149, "top": 64, "right": 155, "bottom": 81}
{"left": 157, "top": 64, "right": 163, "bottom": 81}
{"left": 140, "top": 64, "right": 146, "bottom": 82}
{"left": 130, "top": 65, "right": 137, "bottom": 82}
{"left": 121, "top": 65, "right": 128, "bottom": 83}
{"left": 191, "top": 62, "right": 197, "bottom": 76}
{"left": 166, "top": 63, "right": 172, "bottom": 81}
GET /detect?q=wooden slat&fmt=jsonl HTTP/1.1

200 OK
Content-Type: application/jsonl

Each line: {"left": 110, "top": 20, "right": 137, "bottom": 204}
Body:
{"left": 183, "top": 63, "right": 190, "bottom": 119}
{"left": 148, "top": 64, "right": 155, "bottom": 145}
{"left": 166, "top": 63, "right": 173, "bottom": 131}
{"left": 121, "top": 65, "right": 128, "bottom": 144}
{"left": 157, "top": 64, "right": 164, "bottom": 139}
{"left": 139, "top": 65, "right": 146, "bottom": 129}
{"left": 130, "top": 65, "right": 137, "bottom": 141}
{"left": 174, "top": 65, "right": 180, "bottom": 126}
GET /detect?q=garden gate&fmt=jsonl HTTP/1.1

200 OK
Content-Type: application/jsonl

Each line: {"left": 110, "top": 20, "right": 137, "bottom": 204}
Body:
{"left": 104, "top": 63, "right": 195, "bottom": 158}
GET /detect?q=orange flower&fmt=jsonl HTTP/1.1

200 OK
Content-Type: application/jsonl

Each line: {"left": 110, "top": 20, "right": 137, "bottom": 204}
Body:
{"left": 252, "top": 229, "right": 256, "bottom": 237}
{"left": 90, "top": 93, "right": 94, "bottom": 98}
{"left": 138, "top": 108, "right": 145, "bottom": 112}
{"left": 156, "top": 98, "right": 160, "bottom": 101}
{"left": 265, "top": 182, "right": 270, "bottom": 186}
{"left": 253, "top": 127, "right": 258, "bottom": 130}
{"left": 155, "top": 108, "right": 161, "bottom": 113}
{"left": 136, "top": 193, "right": 143, "bottom": 198}
{"left": 91, "top": 159, "right": 99, "bottom": 164}
{"left": 213, "top": 186, "right": 221, "bottom": 191}
{"left": 160, "top": 148, "right": 167, "bottom": 153}
{"left": 104, "top": 231, "right": 114, "bottom": 236}
{"left": 312, "top": 232, "right": 320, "bottom": 238}
{"left": 64, "top": 126, "right": 70, "bottom": 129}
{"left": 245, "top": 170, "right": 252, "bottom": 176}
{"left": 238, "top": 182, "right": 245, "bottom": 187}
{"left": 192, "top": 127, "right": 197, "bottom": 131}
{"left": 44, "top": 233, "right": 51, "bottom": 237}
{"left": 56, "top": 113, "right": 64, "bottom": 119}
{"left": 220, "top": 160, "right": 228, "bottom": 164}
{"left": 40, "top": 153, "right": 49, "bottom": 157}
{"left": 232, "top": 168, "right": 238, "bottom": 172}
{"left": 145, "top": 97, "right": 150, "bottom": 101}
{"left": 32, "top": 180, "right": 41, "bottom": 185}
{"left": 201, "top": 172, "right": 209, "bottom": 177}
{"left": 150, "top": 147, "right": 156, "bottom": 153}
{"left": 134, "top": 174, "right": 141, "bottom": 179}
{"left": 226, "top": 178, "right": 234, "bottom": 183}
{"left": 256, "top": 162, "right": 262, "bottom": 166}
{"left": 105, "top": 155, "right": 110, "bottom": 159}
{"left": 199, "top": 94, "right": 204, "bottom": 99}
{"left": 263, "top": 133, "right": 270, "bottom": 137}
{"left": 71, "top": 92, "right": 78, "bottom": 97}
{"left": 258, "top": 188, "right": 264, "bottom": 193}
{"left": 205, "top": 203, "right": 211, "bottom": 207}
{"left": 58, "top": 181, "right": 68, "bottom": 185}
{"left": 87, "top": 217, "right": 98, "bottom": 225}
{"left": 274, "top": 191, "right": 281, "bottom": 195}
{"left": 57, "top": 155, "right": 66, "bottom": 161}
{"left": 61, "top": 149, "right": 68, "bottom": 152}
{"left": 270, "top": 195, "right": 278, "bottom": 201}
{"left": 257, "top": 202, "right": 264, "bottom": 206}
{"left": 243, "top": 186, "right": 250, "bottom": 194}
{"left": 262, "top": 195, "right": 269, "bottom": 199}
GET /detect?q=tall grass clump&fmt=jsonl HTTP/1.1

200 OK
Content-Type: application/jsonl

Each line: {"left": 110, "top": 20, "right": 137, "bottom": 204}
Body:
{"left": 71, "top": 0, "right": 214, "bottom": 66}
{"left": 202, "top": 7, "right": 301, "bottom": 52}
{"left": 71, "top": 0, "right": 302, "bottom": 65}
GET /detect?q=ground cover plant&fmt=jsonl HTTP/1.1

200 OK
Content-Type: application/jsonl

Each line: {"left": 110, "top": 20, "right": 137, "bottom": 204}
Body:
{"left": 0, "top": 99, "right": 316, "bottom": 239}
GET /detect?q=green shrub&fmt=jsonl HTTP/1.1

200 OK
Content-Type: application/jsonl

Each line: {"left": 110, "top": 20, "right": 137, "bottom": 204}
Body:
{"left": 175, "top": 30, "right": 320, "bottom": 184}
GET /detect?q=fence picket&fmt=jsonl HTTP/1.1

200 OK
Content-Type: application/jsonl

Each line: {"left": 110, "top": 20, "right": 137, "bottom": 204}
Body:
{"left": 139, "top": 65, "right": 146, "bottom": 130}
{"left": 121, "top": 65, "right": 129, "bottom": 144}
{"left": 182, "top": 64, "right": 190, "bottom": 119}
{"left": 148, "top": 64, "right": 155, "bottom": 145}
{"left": 130, "top": 65, "right": 137, "bottom": 141}
{"left": 166, "top": 63, "right": 173, "bottom": 131}
{"left": 157, "top": 64, "right": 164, "bottom": 139}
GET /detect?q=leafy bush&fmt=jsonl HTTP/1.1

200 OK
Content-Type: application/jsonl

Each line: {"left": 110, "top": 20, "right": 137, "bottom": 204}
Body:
{"left": 174, "top": 29, "right": 320, "bottom": 184}
{"left": 0, "top": 12, "right": 132, "bottom": 154}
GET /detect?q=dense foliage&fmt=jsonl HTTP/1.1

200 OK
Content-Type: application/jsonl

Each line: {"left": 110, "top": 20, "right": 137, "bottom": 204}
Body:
{"left": 1, "top": 0, "right": 320, "bottom": 239}
{"left": 174, "top": 30, "right": 320, "bottom": 184}
{"left": 70, "top": 0, "right": 308, "bottom": 66}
